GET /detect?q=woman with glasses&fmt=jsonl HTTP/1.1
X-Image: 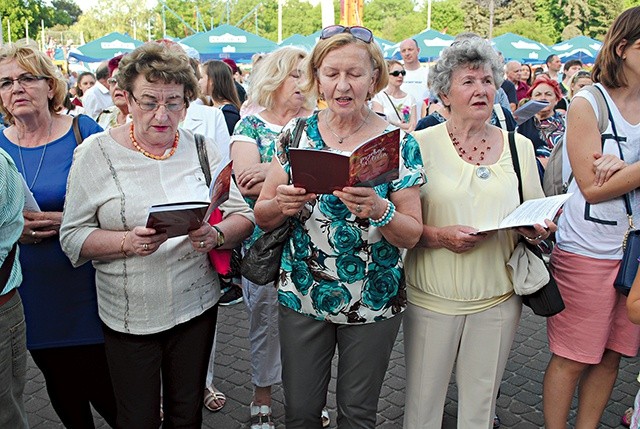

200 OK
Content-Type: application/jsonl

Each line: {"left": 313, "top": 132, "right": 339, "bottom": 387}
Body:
{"left": 230, "top": 46, "right": 315, "bottom": 429}
{"left": 0, "top": 42, "right": 116, "bottom": 428}
{"left": 372, "top": 60, "right": 417, "bottom": 133}
{"left": 254, "top": 26, "right": 425, "bottom": 428}
{"left": 95, "top": 55, "right": 129, "bottom": 130}
{"left": 60, "top": 42, "right": 254, "bottom": 428}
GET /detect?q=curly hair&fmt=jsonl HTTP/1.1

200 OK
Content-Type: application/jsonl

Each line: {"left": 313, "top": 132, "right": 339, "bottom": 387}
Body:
{"left": 116, "top": 42, "right": 199, "bottom": 108}
{"left": 428, "top": 35, "right": 503, "bottom": 104}
{"left": 0, "top": 40, "right": 68, "bottom": 124}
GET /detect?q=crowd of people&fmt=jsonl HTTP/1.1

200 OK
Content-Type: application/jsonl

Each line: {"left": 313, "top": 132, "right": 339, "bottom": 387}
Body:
{"left": 0, "top": 5, "right": 639, "bottom": 429}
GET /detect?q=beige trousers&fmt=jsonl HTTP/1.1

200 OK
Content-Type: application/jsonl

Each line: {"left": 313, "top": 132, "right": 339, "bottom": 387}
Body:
{"left": 403, "top": 295, "right": 521, "bottom": 429}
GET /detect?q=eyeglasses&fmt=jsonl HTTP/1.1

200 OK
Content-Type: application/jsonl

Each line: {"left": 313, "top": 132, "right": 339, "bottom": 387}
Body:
{"left": 130, "top": 93, "right": 185, "bottom": 112}
{"left": 107, "top": 78, "right": 118, "bottom": 86}
{"left": 320, "top": 25, "right": 373, "bottom": 44}
{"left": 574, "top": 71, "right": 591, "bottom": 78}
{"left": 0, "top": 74, "right": 48, "bottom": 91}
{"left": 389, "top": 70, "right": 406, "bottom": 77}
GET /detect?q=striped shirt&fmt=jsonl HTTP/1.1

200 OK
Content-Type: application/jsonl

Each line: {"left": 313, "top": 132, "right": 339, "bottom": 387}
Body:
{"left": 0, "top": 148, "right": 24, "bottom": 295}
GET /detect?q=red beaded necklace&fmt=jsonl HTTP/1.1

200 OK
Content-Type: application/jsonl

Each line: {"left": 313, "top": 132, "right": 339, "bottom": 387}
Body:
{"left": 129, "top": 123, "right": 179, "bottom": 160}
{"left": 449, "top": 131, "right": 491, "bottom": 166}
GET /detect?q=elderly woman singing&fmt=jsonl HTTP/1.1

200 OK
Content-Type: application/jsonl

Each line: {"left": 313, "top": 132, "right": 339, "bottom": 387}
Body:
{"left": 254, "top": 26, "right": 425, "bottom": 428}
{"left": 60, "top": 43, "right": 254, "bottom": 428}
{"left": 404, "top": 35, "right": 556, "bottom": 428}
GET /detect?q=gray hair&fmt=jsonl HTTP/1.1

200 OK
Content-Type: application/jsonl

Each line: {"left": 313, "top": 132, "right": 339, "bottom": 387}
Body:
{"left": 428, "top": 35, "right": 504, "bottom": 100}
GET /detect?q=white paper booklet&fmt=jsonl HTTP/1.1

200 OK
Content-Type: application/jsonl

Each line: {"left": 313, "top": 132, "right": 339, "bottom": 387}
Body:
{"left": 478, "top": 193, "right": 572, "bottom": 232}
{"left": 20, "top": 175, "right": 41, "bottom": 212}
{"left": 514, "top": 100, "right": 550, "bottom": 125}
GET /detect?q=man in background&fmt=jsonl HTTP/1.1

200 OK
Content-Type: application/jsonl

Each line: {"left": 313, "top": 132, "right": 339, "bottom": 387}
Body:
{"left": 82, "top": 62, "right": 113, "bottom": 119}
{"left": 399, "top": 38, "right": 429, "bottom": 118}
{"left": 0, "top": 147, "right": 27, "bottom": 429}
{"left": 545, "top": 54, "right": 562, "bottom": 82}
{"left": 502, "top": 60, "right": 520, "bottom": 111}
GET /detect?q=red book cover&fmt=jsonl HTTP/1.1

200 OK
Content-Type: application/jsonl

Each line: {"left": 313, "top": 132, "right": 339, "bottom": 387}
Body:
{"left": 145, "top": 161, "right": 233, "bottom": 238}
{"left": 289, "top": 128, "right": 400, "bottom": 194}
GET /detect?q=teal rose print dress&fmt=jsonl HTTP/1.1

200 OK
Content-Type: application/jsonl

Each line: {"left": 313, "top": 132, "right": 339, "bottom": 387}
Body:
{"left": 232, "top": 114, "right": 283, "bottom": 251}
{"left": 275, "top": 113, "right": 426, "bottom": 324}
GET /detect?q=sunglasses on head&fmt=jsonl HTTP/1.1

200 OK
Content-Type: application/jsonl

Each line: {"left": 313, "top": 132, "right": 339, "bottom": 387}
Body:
{"left": 390, "top": 70, "right": 406, "bottom": 77}
{"left": 575, "top": 70, "right": 591, "bottom": 78}
{"left": 320, "top": 25, "right": 374, "bottom": 44}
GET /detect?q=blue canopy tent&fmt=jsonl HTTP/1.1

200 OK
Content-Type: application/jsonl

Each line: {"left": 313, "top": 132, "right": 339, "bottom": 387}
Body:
{"left": 384, "top": 29, "right": 454, "bottom": 62}
{"left": 491, "top": 33, "right": 551, "bottom": 64}
{"left": 68, "top": 32, "right": 143, "bottom": 63}
{"left": 551, "top": 36, "right": 602, "bottom": 64}
{"left": 180, "top": 24, "right": 278, "bottom": 62}
{"left": 279, "top": 33, "right": 314, "bottom": 50}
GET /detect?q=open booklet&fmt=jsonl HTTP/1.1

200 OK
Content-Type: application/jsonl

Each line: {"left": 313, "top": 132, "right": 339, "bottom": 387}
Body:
{"left": 514, "top": 100, "right": 549, "bottom": 125}
{"left": 145, "top": 160, "right": 233, "bottom": 238}
{"left": 475, "top": 193, "right": 572, "bottom": 233}
{"left": 289, "top": 128, "right": 401, "bottom": 194}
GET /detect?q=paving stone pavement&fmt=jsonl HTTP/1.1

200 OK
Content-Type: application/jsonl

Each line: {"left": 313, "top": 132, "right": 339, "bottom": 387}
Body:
{"left": 25, "top": 304, "right": 638, "bottom": 428}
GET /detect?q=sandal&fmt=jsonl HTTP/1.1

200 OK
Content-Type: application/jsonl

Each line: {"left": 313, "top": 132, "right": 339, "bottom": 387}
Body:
{"left": 321, "top": 407, "right": 330, "bottom": 428}
{"left": 204, "top": 386, "right": 226, "bottom": 412}
{"left": 250, "top": 402, "right": 274, "bottom": 429}
{"left": 622, "top": 407, "right": 634, "bottom": 428}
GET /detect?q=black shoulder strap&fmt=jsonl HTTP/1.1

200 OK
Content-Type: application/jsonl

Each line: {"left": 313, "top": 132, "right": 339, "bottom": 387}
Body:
{"left": 73, "top": 115, "right": 83, "bottom": 145}
{"left": 0, "top": 242, "right": 17, "bottom": 290}
{"left": 508, "top": 131, "right": 524, "bottom": 204}
{"left": 290, "top": 118, "right": 305, "bottom": 150}
{"left": 194, "top": 133, "right": 211, "bottom": 186}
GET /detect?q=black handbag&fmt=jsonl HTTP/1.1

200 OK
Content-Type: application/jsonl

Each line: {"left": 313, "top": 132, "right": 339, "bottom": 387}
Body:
{"left": 240, "top": 119, "right": 306, "bottom": 286}
{"left": 509, "top": 131, "right": 565, "bottom": 317}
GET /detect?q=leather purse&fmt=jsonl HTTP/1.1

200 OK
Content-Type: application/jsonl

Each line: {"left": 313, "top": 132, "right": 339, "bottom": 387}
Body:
{"left": 508, "top": 131, "right": 565, "bottom": 317}
{"left": 613, "top": 203, "right": 640, "bottom": 296}
{"left": 239, "top": 119, "right": 306, "bottom": 286}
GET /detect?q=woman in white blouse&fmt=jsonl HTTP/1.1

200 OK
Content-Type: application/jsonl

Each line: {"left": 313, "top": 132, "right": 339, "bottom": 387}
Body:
{"left": 372, "top": 60, "right": 417, "bottom": 133}
{"left": 60, "top": 42, "right": 254, "bottom": 428}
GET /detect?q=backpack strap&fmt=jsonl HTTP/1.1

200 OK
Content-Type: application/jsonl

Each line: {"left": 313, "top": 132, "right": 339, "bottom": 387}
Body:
{"left": 194, "top": 133, "right": 211, "bottom": 187}
{"left": 578, "top": 85, "right": 609, "bottom": 135}
{"left": 493, "top": 104, "right": 507, "bottom": 130}
{"left": 73, "top": 115, "right": 83, "bottom": 145}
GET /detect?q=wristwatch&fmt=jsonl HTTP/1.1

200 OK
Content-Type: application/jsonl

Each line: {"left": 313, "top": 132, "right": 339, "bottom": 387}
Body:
{"left": 212, "top": 225, "right": 225, "bottom": 248}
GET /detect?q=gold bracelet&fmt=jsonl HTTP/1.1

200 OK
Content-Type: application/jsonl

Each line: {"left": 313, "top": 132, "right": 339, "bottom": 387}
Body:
{"left": 120, "top": 231, "right": 129, "bottom": 258}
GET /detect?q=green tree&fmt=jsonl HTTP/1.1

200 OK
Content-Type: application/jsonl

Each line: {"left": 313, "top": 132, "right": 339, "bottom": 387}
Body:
{"left": 51, "top": 0, "right": 82, "bottom": 26}
{"left": 365, "top": 0, "right": 423, "bottom": 41}
{"left": 430, "top": 0, "right": 465, "bottom": 36}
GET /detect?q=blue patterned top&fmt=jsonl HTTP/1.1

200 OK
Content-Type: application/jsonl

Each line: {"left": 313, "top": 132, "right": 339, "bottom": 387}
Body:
{"left": 275, "top": 113, "right": 426, "bottom": 324}
{"left": 232, "top": 114, "right": 283, "bottom": 251}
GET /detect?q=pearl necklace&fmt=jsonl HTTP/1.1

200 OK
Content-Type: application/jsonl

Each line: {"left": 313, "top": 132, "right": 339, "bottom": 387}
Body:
{"left": 129, "top": 123, "right": 179, "bottom": 160}
{"left": 17, "top": 118, "right": 53, "bottom": 190}
{"left": 449, "top": 131, "right": 491, "bottom": 166}
{"left": 324, "top": 109, "right": 372, "bottom": 144}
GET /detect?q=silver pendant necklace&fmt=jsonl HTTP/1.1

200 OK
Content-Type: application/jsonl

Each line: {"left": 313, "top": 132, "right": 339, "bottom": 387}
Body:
{"left": 17, "top": 118, "right": 53, "bottom": 191}
{"left": 324, "top": 109, "right": 371, "bottom": 144}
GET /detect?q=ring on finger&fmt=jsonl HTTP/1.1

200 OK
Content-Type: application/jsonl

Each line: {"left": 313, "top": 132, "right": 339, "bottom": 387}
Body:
{"left": 199, "top": 241, "right": 205, "bottom": 248}
{"left": 143, "top": 243, "right": 149, "bottom": 251}
{"left": 356, "top": 204, "right": 362, "bottom": 213}
{"left": 31, "top": 231, "right": 36, "bottom": 237}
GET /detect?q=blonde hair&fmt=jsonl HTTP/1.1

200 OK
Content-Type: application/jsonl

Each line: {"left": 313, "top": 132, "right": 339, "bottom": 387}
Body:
{"left": 301, "top": 33, "right": 388, "bottom": 101}
{"left": 248, "top": 46, "right": 314, "bottom": 110}
{"left": 0, "top": 40, "right": 67, "bottom": 124}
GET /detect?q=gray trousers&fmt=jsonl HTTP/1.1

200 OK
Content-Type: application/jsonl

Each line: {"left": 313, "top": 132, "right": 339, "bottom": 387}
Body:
{"left": 279, "top": 304, "right": 402, "bottom": 429}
